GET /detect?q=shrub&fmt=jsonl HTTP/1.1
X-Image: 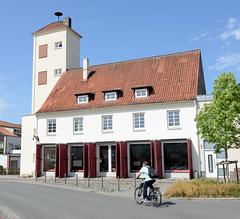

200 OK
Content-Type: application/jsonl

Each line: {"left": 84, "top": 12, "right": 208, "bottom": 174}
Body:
{"left": 165, "top": 179, "right": 240, "bottom": 198}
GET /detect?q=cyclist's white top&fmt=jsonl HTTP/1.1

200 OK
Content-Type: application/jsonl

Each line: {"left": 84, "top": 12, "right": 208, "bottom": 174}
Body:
{"left": 140, "top": 166, "right": 153, "bottom": 181}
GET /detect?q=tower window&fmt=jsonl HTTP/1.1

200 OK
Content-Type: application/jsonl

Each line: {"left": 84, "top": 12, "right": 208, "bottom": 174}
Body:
{"left": 54, "top": 68, "right": 62, "bottom": 76}
{"left": 55, "top": 41, "right": 62, "bottom": 49}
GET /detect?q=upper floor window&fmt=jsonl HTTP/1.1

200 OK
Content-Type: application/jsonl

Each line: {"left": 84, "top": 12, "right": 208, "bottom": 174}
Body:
{"left": 54, "top": 68, "right": 62, "bottom": 76}
{"left": 74, "top": 117, "right": 83, "bottom": 133}
{"left": 102, "top": 115, "right": 113, "bottom": 131}
{"left": 105, "top": 92, "right": 117, "bottom": 101}
{"left": 77, "top": 95, "right": 88, "bottom": 104}
{"left": 135, "top": 88, "right": 148, "bottom": 98}
{"left": 14, "top": 129, "right": 21, "bottom": 135}
{"left": 47, "top": 119, "right": 56, "bottom": 134}
{"left": 55, "top": 41, "right": 62, "bottom": 49}
{"left": 168, "top": 110, "right": 180, "bottom": 128}
{"left": 133, "top": 113, "right": 145, "bottom": 130}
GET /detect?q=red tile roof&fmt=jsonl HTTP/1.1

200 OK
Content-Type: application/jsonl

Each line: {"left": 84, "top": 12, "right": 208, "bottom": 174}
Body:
{"left": 32, "top": 21, "right": 82, "bottom": 38}
{"left": 0, "top": 127, "right": 18, "bottom": 137}
{"left": 38, "top": 50, "right": 206, "bottom": 113}
{"left": 0, "top": 121, "right": 21, "bottom": 129}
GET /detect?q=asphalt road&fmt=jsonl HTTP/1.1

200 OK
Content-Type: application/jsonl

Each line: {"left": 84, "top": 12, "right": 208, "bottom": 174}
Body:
{"left": 0, "top": 181, "right": 239, "bottom": 219}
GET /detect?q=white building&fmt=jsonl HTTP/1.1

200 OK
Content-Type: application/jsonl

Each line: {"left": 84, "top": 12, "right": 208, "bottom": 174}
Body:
{"left": 20, "top": 16, "right": 239, "bottom": 179}
{"left": 0, "top": 121, "right": 21, "bottom": 173}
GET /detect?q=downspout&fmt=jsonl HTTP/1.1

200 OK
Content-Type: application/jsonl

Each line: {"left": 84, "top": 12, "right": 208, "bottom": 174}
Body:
{"left": 195, "top": 100, "right": 202, "bottom": 177}
{"left": 32, "top": 35, "right": 37, "bottom": 114}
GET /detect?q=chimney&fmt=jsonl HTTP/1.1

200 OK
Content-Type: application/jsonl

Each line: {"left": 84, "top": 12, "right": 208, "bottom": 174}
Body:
{"left": 83, "top": 58, "right": 89, "bottom": 80}
{"left": 64, "top": 17, "right": 72, "bottom": 28}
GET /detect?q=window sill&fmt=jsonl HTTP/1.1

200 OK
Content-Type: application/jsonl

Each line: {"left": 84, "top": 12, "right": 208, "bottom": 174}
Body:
{"left": 47, "top": 133, "right": 56, "bottom": 136}
{"left": 167, "top": 127, "right": 181, "bottom": 130}
{"left": 73, "top": 132, "right": 84, "bottom": 135}
{"left": 165, "top": 170, "right": 189, "bottom": 173}
{"left": 133, "top": 129, "right": 146, "bottom": 132}
{"left": 102, "top": 130, "right": 113, "bottom": 134}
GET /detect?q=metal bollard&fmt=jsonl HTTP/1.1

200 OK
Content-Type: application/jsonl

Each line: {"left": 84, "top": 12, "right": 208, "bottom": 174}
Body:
{"left": 65, "top": 173, "right": 66, "bottom": 184}
{"left": 88, "top": 175, "right": 90, "bottom": 188}
{"left": 101, "top": 175, "right": 103, "bottom": 190}
{"left": 45, "top": 172, "right": 46, "bottom": 182}
{"left": 55, "top": 172, "right": 56, "bottom": 183}
{"left": 76, "top": 174, "right": 78, "bottom": 186}
{"left": 118, "top": 176, "right": 120, "bottom": 191}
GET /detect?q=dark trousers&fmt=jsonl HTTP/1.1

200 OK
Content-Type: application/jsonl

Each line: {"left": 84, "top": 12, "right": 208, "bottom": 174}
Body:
{"left": 143, "top": 180, "right": 156, "bottom": 199}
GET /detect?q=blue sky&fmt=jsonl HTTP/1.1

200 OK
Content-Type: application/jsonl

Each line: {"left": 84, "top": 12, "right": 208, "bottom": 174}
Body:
{"left": 0, "top": 0, "right": 239, "bottom": 124}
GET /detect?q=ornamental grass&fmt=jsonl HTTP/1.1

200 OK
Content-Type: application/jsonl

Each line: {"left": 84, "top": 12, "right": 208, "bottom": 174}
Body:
{"left": 164, "top": 178, "right": 240, "bottom": 198}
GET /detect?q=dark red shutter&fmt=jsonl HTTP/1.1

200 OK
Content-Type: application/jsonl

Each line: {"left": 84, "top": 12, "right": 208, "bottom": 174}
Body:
{"left": 187, "top": 139, "right": 193, "bottom": 179}
{"left": 35, "top": 144, "right": 41, "bottom": 177}
{"left": 154, "top": 141, "right": 162, "bottom": 178}
{"left": 55, "top": 144, "right": 59, "bottom": 177}
{"left": 59, "top": 144, "right": 68, "bottom": 178}
{"left": 116, "top": 143, "right": 120, "bottom": 178}
{"left": 150, "top": 141, "right": 154, "bottom": 168}
{"left": 83, "top": 144, "right": 88, "bottom": 178}
{"left": 119, "top": 142, "right": 128, "bottom": 178}
{"left": 88, "top": 143, "right": 96, "bottom": 177}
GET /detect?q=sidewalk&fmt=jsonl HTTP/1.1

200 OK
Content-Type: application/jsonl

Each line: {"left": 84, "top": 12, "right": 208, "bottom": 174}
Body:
{"left": 0, "top": 175, "right": 175, "bottom": 197}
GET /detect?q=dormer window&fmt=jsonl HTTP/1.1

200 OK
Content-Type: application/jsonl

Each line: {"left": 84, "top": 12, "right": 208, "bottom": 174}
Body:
{"left": 135, "top": 88, "right": 148, "bottom": 98}
{"left": 105, "top": 92, "right": 117, "bottom": 101}
{"left": 132, "top": 86, "right": 153, "bottom": 99}
{"left": 55, "top": 41, "right": 62, "bottom": 49}
{"left": 77, "top": 95, "right": 88, "bottom": 104}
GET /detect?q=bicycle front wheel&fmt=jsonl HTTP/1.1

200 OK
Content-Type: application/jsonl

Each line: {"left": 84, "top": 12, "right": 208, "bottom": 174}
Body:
{"left": 152, "top": 189, "right": 162, "bottom": 207}
{"left": 134, "top": 187, "right": 143, "bottom": 205}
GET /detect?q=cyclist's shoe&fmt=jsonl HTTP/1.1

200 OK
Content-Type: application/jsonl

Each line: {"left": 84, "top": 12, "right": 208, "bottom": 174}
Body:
{"left": 142, "top": 198, "right": 148, "bottom": 203}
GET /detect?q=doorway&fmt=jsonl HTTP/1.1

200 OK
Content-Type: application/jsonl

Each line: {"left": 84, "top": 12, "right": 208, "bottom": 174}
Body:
{"left": 98, "top": 145, "right": 116, "bottom": 176}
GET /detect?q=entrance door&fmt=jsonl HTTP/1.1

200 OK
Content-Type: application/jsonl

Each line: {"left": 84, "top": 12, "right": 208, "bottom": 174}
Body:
{"left": 98, "top": 145, "right": 116, "bottom": 176}
{"left": 205, "top": 150, "right": 217, "bottom": 178}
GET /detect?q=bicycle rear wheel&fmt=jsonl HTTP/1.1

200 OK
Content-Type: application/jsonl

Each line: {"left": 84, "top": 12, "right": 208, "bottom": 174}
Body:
{"left": 134, "top": 187, "right": 143, "bottom": 204}
{"left": 152, "top": 189, "right": 162, "bottom": 207}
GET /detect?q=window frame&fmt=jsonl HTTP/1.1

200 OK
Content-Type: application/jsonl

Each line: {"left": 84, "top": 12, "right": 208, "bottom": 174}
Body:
{"left": 102, "top": 115, "right": 113, "bottom": 132}
{"left": 135, "top": 88, "right": 148, "bottom": 98}
{"left": 55, "top": 41, "right": 63, "bottom": 49}
{"left": 133, "top": 113, "right": 145, "bottom": 131}
{"left": 105, "top": 92, "right": 117, "bottom": 101}
{"left": 73, "top": 117, "right": 83, "bottom": 134}
{"left": 54, "top": 68, "right": 62, "bottom": 76}
{"left": 77, "top": 95, "right": 88, "bottom": 104}
{"left": 167, "top": 110, "right": 181, "bottom": 129}
{"left": 47, "top": 119, "right": 56, "bottom": 135}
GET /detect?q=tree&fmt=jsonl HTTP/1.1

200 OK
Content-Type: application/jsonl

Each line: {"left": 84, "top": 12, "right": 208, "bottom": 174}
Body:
{"left": 195, "top": 72, "right": 240, "bottom": 182}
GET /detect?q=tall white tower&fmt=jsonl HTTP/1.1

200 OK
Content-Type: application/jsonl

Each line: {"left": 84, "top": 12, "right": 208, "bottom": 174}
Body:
{"left": 31, "top": 17, "right": 82, "bottom": 113}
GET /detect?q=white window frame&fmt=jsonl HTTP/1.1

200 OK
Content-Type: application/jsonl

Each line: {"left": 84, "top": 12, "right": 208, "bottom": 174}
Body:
{"left": 135, "top": 88, "right": 148, "bottom": 98}
{"left": 133, "top": 113, "right": 145, "bottom": 131}
{"left": 54, "top": 68, "right": 62, "bottom": 76}
{"left": 77, "top": 95, "right": 88, "bottom": 104}
{"left": 105, "top": 92, "right": 117, "bottom": 101}
{"left": 167, "top": 110, "right": 180, "bottom": 129}
{"left": 73, "top": 117, "right": 83, "bottom": 134}
{"left": 55, "top": 41, "right": 62, "bottom": 49}
{"left": 47, "top": 119, "right": 56, "bottom": 135}
{"left": 102, "top": 115, "right": 113, "bottom": 132}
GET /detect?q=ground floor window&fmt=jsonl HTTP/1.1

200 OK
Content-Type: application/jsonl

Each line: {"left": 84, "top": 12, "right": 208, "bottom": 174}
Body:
{"left": 164, "top": 143, "right": 188, "bottom": 171}
{"left": 130, "top": 143, "right": 150, "bottom": 172}
{"left": 70, "top": 146, "right": 83, "bottom": 172}
{"left": 99, "top": 145, "right": 116, "bottom": 172}
{"left": 44, "top": 147, "right": 56, "bottom": 171}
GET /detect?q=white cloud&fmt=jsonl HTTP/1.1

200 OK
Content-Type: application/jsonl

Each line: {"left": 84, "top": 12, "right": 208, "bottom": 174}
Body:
{"left": 189, "top": 31, "right": 210, "bottom": 43}
{"left": 0, "top": 97, "right": 8, "bottom": 117}
{"left": 219, "top": 18, "right": 240, "bottom": 40}
{"left": 228, "top": 18, "right": 237, "bottom": 29}
{"left": 209, "top": 53, "right": 240, "bottom": 70}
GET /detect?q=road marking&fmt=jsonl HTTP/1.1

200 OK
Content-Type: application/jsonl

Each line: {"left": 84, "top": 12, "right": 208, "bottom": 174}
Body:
{"left": 0, "top": 204, "right": 21, "bottom": 219}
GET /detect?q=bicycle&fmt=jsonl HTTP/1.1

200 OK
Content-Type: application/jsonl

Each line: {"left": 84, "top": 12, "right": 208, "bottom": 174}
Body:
{"left": 134, "top": 178, "right": 162, "bottom": 207}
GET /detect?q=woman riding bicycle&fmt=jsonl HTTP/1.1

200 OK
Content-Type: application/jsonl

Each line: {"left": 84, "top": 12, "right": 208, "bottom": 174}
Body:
{"left": 136, "top": 161, "right": 156, "bottom": 203}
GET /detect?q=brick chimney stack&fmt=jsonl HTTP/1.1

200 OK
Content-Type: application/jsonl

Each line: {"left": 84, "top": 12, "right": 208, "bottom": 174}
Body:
{"left": 64, "top": 17, "right": 72, "bottom": 28}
